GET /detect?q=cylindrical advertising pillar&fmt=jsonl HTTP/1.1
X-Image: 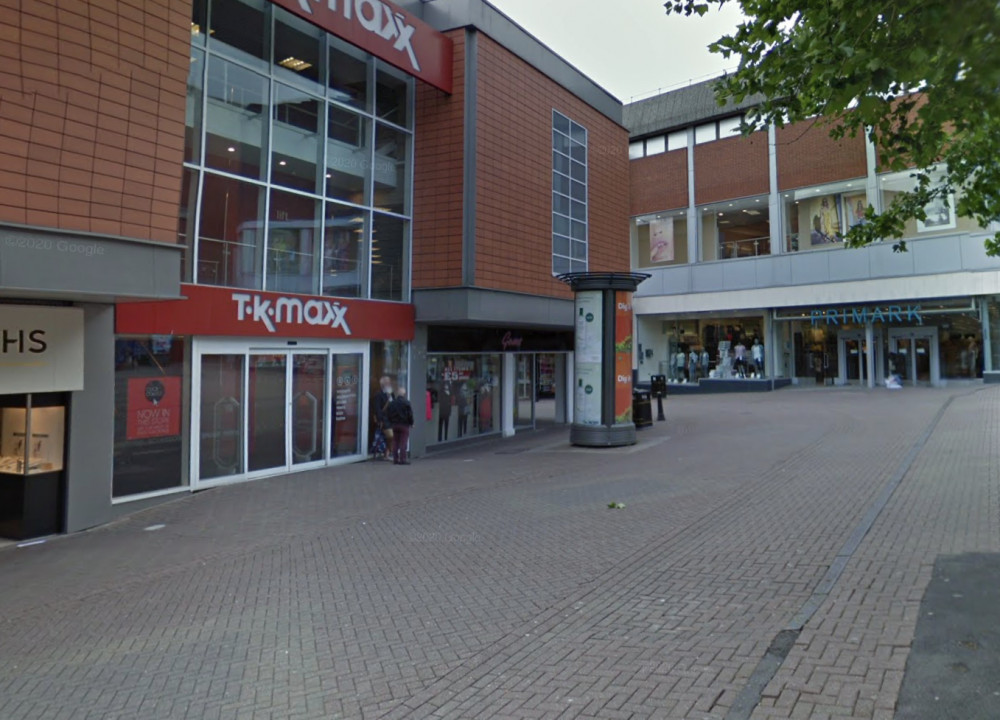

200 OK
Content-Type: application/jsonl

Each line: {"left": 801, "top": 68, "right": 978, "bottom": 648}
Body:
{"left": 558, "top": 272, "right": 649, "bottom": 447}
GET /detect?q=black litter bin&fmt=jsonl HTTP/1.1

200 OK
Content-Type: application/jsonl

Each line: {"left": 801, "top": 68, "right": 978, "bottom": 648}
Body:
{"left": 632, "top": 388, "right": 653, "bottom": 429}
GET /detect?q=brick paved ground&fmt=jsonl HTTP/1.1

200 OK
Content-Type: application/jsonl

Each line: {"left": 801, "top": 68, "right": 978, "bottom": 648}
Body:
{"left": 0, "top": 386, "right": 997, "bottom": 719}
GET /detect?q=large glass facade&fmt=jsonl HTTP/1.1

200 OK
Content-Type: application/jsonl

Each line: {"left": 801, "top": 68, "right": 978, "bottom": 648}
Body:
{"left": 113, "top": 337, "right": 187, "bottom": 498}
{"left": 879, "top": 169, "right": 984, "bottom": 240}
{"left": 186, "top": 0, "right": 414, "bottom": 300}
{"left": 632, "top": 210, "right": 688, "bottom": 268}
{"left": 699, "top": 196, "right": 770, "bottom": 260}
{"left": 781, "top": 179, "right": 867, "bottom": 252}
{"left": 425, "top": 355, "right": 502, "bottom": 445}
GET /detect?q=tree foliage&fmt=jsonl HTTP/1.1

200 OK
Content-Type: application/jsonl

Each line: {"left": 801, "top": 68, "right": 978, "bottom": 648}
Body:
{"left": 664, "top": 0, "right": 1000, "bottom": 253}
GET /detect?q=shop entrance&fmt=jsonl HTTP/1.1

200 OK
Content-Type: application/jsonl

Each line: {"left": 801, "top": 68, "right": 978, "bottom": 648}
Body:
{"left": 837, "top": 330, "right": 882, "bottom": 386}
{"left": 513, "top": 353, "right": 564, "bottom": 431}
{"left": 192, "top": 340, "right": 368, "bottom": 488}
{"left": 888, "top": 328, "right": 939, "bottom": 386}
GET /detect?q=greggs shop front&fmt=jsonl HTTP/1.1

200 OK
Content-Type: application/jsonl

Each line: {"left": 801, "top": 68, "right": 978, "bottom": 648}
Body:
{"left": 115, "top": 285, "right": 413, "bottom": 496}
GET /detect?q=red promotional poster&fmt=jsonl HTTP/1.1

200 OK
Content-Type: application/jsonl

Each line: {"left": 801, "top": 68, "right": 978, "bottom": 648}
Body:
{"left": 126, "top": 377, "right": 182, "bottom": 440}
{"left": 614, "top": 291, "right": 633, "bottom": 424}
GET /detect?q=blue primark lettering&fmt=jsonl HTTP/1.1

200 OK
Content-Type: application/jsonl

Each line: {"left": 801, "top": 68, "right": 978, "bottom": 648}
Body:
{"left": 825, "top": 309, "right": 840, "bottom": 325}
{"left": 851, "top": 307, "right": 868, "bottom": 324}
{"left": 871, "top": 307, "right": 886, "bottom": 324}
{"left": 889, "top": 305, "right": 903, "bottom": 323}
{"left": 906, "top": 305, "right": 923, "bottom": 323}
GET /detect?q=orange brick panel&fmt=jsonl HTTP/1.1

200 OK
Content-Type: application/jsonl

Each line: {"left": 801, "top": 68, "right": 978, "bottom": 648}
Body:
{"left": 473, "top": 34, "right": 630, "bottom": 300}
{"left": 776, "top": 118, "right": 868, "bottom": 190}
{"left": 694, "top": 132, "right": 769, "bottom": 205}
{"left": 630, "top": 150, "right": 688, "bottom": 216}
{"left": 0, "top": 0, "right": 188, "bottom": 243}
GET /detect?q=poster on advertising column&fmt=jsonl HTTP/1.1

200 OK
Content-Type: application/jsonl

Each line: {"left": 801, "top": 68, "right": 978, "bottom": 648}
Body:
{"left": 126, "top": 377, "right": 182, "bottom": 440}
{"left": 574, "top": 291, "right": 604, "bottom": 426}
{"left": 614, "top": 292, "right": 634, "bottom": 424}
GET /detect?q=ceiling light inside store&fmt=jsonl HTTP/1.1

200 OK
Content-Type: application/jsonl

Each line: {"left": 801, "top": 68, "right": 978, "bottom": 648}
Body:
{"left": 227, "top": 146, "right": 236, "bottom": 152}
{"left": 279, "top": 57, "right": 313, "bottom": 72}
{"left": 279, "top": 160, "right": 287, "bottom": 166}
{"left": 743, "top": 209, "right": 761, "bottom": 215}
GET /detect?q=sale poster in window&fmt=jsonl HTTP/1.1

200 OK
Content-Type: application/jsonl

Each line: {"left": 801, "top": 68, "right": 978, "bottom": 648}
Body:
{"left": 126, "top": 377, "right": 182, "bottom": 440}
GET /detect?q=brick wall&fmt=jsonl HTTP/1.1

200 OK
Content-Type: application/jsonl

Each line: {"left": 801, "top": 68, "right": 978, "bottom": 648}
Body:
{"left": 0, "top": 0, "right": 190, "bottom": 243}
{"left": 474, "top": 34, "right": 629, "bottom": 299}
{"left": 693, "top": 131, "right": 769, "bottom": 205}
{"left": 412, "top": 29, "right": 465, "bottom": 290}
{"left": 776, "top": 118, "right": 868, "bottom": 190}
{"left": 629, "top": 149, "right": 687, "bottom": 217}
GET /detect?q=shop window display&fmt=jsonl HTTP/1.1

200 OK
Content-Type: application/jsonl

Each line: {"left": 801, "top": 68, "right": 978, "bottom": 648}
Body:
{"left": 879, "top": 169, "right": 983, "bottom": 239}
{"left": 425, "top": 356, "right": 501, "bottom": 445}
{"left": 782, "top": 179, "right": 867, "bottom": 252}
{"left": 113, "top": 337, "right": 187, "bottom": 497}
{"left": 699, "top": 197, "right": 770, "bottom": 260}
{"left": 633, "top": 211, "right": 688, "bottom": 268}
{"left": 661, "top": 318, "right": 765, "bottom": 382}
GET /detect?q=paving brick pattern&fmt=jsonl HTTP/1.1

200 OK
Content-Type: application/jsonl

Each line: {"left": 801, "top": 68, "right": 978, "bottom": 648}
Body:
{"left": 0, "top": 387, "right": 996, "bottom": 719}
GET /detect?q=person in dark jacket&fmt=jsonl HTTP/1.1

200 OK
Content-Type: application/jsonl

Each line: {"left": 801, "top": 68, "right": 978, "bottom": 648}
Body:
{"left": 386, "top": 387, "right": 415, "bottom": 465}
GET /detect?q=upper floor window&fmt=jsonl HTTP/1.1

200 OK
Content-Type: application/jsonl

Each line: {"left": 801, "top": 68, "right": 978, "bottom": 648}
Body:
{"left": 552, "top": 110, "right": 588, "bottom": 274}
{"left": 699, "top": 195, "right": 771, "bottom": 260}
{"left": 782, "top": 179, "right": 866, "bottom": 253}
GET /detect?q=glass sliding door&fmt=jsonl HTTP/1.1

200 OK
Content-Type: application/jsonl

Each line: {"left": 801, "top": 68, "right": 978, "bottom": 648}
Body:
{"left": 248, "top": 354, "right": 288, "bottom": 472}
{"left": 292, "top": 354, "right": 326, "bottom": 465}
{"left": 331, "top": 353, "right": 362, "bottom": 457}
{"left": 199, "top": 354, "right": 245, "bottom": 480}
{"left": 514, "top": 353, "right": 534, "bottom": 429}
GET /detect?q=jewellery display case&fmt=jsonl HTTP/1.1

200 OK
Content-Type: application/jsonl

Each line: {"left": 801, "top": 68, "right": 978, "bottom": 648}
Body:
{"left": 0, "top": 400, "right": 66, "bottom": 540}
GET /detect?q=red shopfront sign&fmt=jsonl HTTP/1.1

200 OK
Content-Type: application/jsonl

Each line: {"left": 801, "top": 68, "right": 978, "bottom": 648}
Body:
{"left": 271, "top": 0, "right": 453, "bottom": 94}
{"left": 116, "top": 284, "right": 415, "bottom": 341}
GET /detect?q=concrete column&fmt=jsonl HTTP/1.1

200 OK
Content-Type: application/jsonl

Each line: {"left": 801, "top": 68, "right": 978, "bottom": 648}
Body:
{"left": 686, "top": 128, "right": 698, "bottom": 262}
{"left": 865, "top": 133, "right": 880, "bottom": 213}
{"left": 866, "top": 323, "right": 876, "bottom": 389}
{"left": 768, "top": 122, "right": 783, "bottom": 254}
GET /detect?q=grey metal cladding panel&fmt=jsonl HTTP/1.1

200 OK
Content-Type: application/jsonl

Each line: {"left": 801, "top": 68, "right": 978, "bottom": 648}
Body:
{"left": 756, "top": 255, "right": 792, "bottom": 287}
{"left": 721, "top": 260, "right": 757, "bottom": 290}
{"left": 691, "top": 262, "right": 725, "bottom": 293}
{"left": 0, "top": 227, "right": 182, "bottom": 299}
{"left": 623, "top": 78, "right": 764, "bottom": 137}
{"left": 788, "top": 251, "right": 831, "bottom": 285}
{"left": 869, "top": 242, "right": 915, "bottom": 277}
{"left": 827, "top": 247, "right": 871, "bottom": 282}
{"left": 959, "top": 234, "right": 1000, "bottom": 271}
{"left": 913, "top": 236, "right": 963, "bottom": 275}
{"left": 660, "top": 265, "right": 692, "bottom": 296}
{"left": 414, "top": 288, "right": 574, "bottom": 327}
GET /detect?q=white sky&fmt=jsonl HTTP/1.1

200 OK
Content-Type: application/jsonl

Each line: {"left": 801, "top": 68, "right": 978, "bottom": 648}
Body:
{"left": 485, "top": 0, "right": 745, "bottom": 102}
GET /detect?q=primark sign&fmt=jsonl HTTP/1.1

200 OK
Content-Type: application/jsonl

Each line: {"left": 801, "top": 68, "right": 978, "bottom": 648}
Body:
{"left": 809, "top": 305, "right": 923, "bottom": 326}
{"left": 272, "top": 0, "right": 454, "bottom": 93}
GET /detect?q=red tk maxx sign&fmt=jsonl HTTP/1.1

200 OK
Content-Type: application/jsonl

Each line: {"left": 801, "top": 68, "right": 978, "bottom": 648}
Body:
{"left": 270, "top": 0, "right": 453, "bottom": 93}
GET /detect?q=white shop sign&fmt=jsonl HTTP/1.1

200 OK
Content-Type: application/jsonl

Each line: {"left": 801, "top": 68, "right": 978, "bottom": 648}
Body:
{"left": 0, "top": 306, "right": 84, "bottom": 394}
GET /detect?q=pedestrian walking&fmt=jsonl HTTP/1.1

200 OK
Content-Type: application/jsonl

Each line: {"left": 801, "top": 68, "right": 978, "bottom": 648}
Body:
{"left": 386, "top": 387, "right": 415, "bottom": 465}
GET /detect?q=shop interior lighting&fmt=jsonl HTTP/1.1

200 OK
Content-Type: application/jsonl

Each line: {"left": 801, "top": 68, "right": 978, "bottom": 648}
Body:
{"left": 279, "top": 57, "right": 313, "bottom": 72}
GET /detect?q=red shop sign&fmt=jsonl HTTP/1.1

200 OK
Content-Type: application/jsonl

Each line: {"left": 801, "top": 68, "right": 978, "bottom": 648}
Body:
{"left": 270, "top": 0, "right": 453, "bottom": 94}
{"left": 117, "top": 284, "right": 415, "bottom": 341}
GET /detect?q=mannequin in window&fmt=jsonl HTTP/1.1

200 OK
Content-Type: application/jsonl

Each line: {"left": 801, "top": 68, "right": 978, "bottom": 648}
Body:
{"left": 734, "top": 340, "right": 748, "bottom": 378}
{"left": 688, "top": 348, "right": 699, "bottom": 382}
{"left": 674, "top": 349, "right": 687, "bottom": 380}
{"left": 700, "top": 348, "right": 710, "bottom": 378}
{"left": 751, "top": 338, "right": 765, "bottom": 378}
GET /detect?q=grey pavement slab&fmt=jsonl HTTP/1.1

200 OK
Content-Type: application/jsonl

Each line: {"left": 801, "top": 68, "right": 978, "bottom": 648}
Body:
{"left": 894, "top": 553, "right": 1000, "bottom": 720}
{"left": 0, "top": 386, "right": 998, "bottom": 720}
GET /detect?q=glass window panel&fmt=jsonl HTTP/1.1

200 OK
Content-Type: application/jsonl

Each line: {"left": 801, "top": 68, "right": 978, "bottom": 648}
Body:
{"left": 667, "top": 130, "right": 688, "bottom": 151}
{"left": 695, "top": 123, "right": 717, "bottom": 144}
{"left": 553, "top": 151, "right": 570, "bottom": 176}
{"left": 628, "top": 141, "right": 644, "bottom": 160}
{"left": 329, "top": 37, "right": 370, "bottom": 111}
{"left": 571, "top": 179, "right": 586, "bottom": 202}
{"left": 199, "top": 353, "right": 245, "bottom": 480}
{"left": 271, "top": 82, "right": 321, "bottom": 192}
{"left": 634, "top": 211, "right": 689, "bottom": 267}
{"left": 570, "top": 122, "right": 586, "bottom": 145}
{"left": 553, "top": 130, "right": 570, "bottom": 155}
{"left": 645, "top": 136, "right": 665, "bottom": 155}
{"left": 369, "top": 340, "right": 408, "bottom": 452}
{"left": 186, "top": 48, "right": 204, "bottom": 164}
{"left": 571, "top": 220, "right": 586, "bottom": 240}
{"left": 327, "top": 107, "right": 370, "bottom": 205}
{"left": 426, "top": 355, "right": 500, "bottom": 444}
{"left": 371, "top": 212, "right": 406, "bottom": 301}
{"left": 553, "top": 214, "right": 569, "bottom": 236}
{"left": 718, "top": 115, "right": 742, "bottom": 137}
{"left": 700, "top": 195, "right": 771, "bottom": 260}
{"left": 553, "top": 234, "right": 569, "bottom": 256}
{"left": 553, "top": 112, "right": 570, "bottom": 135}
{"left": 571, "top": 160, "right": 586, "bottom": 182}
{"left": 205, "top": 56, "right": 269, "bottom": 180}
{"left": 191, "top": 0, "right": 208, "bottom": 47}
{"left": 375, "top": 63, "right": 410, "bottom": 128}
{"left": 248, "top": 354, "right": 287, "bottom": 472}
{"left": 553, "top": 192, "right": 569, "bottom": 216}
{"left": 178, "top": 168, "right": 199, "bottom": 282}
{"left": 570, "top": 200, "right": 586, "bottom": 221}
{"left": 373, "top": 123, "right": 409, "bottom": 215}
{"left": 113, "top": 337, "right": 186, "bottom": 497}
{"left": 553, "top": 172, "right": 569, "bottom": 196}
{"left": 208, "top": 0, "right": 268, "bottom": 66}
{"left": 570, "top": 258, "right": 587, "bottom": 273}
{"left": 198, "top": 173, "right": 264, "bottom": 289}
{"left": 274, "top": 8, "right": 322, "bottom": 89}
{"left": 331, "top": 353, "right": 362, "bottom": 457}
{"left": 267, "top": 189, "right": 319, "bottom": 294}
{"left": 571, "top": 240, "right": 587, "bottom": 260}
{"left": 292, "top": 354, "right": 326, "bottom": 465}
{"left": 570, "top": 142, "right": 586, "bottom": 164}
{"left": 323, "top": 202, "right": 366, "bottom": 298}
{"left": 553, "top": 255, "right": 570, "bottom": 274}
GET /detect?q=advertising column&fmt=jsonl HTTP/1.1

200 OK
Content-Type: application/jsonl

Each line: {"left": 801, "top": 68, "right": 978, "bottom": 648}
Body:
{"left": 559, "top": 272, "right": 648, "bottom": 447}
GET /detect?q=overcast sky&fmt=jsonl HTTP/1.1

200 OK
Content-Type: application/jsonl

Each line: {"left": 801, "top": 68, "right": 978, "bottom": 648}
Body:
{"left": 485, "top": 0, "right": 745, "bottom": 102}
